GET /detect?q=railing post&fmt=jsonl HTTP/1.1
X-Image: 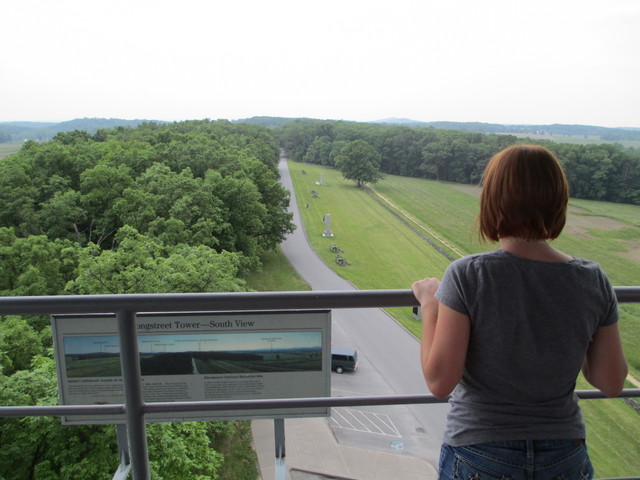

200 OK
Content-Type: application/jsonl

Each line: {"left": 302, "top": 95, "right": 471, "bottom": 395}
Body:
{"left": 117, "top": 309, "right": 150, "bottom": 480}
{"left": 274, "top": 418, "right": 286, "bottom": 480}
{"left": 113, "top": 424, "right": 132, "bottom": 480}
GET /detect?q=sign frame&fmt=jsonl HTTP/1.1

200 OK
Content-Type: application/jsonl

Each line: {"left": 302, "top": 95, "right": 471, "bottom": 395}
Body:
{"left": 51, "top": 310, "right": 331, "bottom": 424}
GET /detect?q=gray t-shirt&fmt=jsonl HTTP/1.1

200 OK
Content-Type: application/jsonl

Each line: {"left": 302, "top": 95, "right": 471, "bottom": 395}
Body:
{"left": 435, "top": 249, "right": 618, "bottom": 446}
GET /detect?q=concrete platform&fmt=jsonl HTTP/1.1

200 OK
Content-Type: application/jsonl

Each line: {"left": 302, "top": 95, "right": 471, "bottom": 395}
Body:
{"left": 252, "top": 417, "right": 437, "bottom": 480}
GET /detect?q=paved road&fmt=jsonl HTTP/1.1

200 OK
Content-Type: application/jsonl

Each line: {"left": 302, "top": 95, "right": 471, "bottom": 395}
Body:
{"left": 278, "top": 156, "right": 448, "bottom": 466}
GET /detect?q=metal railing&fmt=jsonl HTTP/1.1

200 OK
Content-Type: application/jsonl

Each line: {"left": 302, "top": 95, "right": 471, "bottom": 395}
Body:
{"left": 1, "top": 287, "right": 639, "bottom": 480}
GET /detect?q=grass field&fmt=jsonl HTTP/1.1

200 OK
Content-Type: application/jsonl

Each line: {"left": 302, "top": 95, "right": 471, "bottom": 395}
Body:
{"left": 0, "top": 142, "right": 22, "bottom": 159}
{"left": 246, "top": 248, "right": 311, "bottom": 292}
{"left": 510, "top": 133, "right": 640, "bottom": 150}
{"left": 65, "top": 355, "right": 122, "bottom": 377}
{"left": 280, "top": 159, "right": 640, "bottom": 478}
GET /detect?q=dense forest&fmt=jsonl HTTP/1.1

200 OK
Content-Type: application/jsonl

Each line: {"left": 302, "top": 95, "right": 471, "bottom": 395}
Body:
{"left": 374, "top": 119, "right": 640, "bottom": 142}
{"left": 0, "top": 120, "right": 294, "bottom": 479}
{"left": 278, "top": 118, "right": 640, "bottom": 205}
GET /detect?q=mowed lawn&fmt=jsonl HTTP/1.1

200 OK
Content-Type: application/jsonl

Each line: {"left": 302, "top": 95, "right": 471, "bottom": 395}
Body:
{"left": 290, "top": 162, "right": 452, "bottom": 288}
{"left": 285, "top": 159, "right": 640, "bottom": 478}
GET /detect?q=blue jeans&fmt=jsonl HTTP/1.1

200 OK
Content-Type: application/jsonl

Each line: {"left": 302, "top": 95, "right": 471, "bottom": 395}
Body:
{"left": 438, "top": 439, "right": 594, "bottom": 480}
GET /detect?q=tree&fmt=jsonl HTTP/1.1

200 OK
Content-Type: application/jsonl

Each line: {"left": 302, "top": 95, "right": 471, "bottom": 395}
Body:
{"left": 334, "top": 139, "right": 383, "bottom": 187}
{"left": 0, "top": 158, "right": 39, "bottom": 235}
{"left": 208, "top": 172, "right": 266, "bottom": 261}
{"left": 0, "top": 316, "right": 46, "bottom": 375}
{"left": 0, "top": 228, "right": 79, "bottom": 296}
{"left": 65, "top": 226, "right": 247, "bottom": 295}
{"left": 0, "top": 356, "right": 118, "bottom": 480}
{"left": 219, "top": 156, "right": 294, "bottom": 252}
{"left": 303, "top": 136, "right": 334, "bottom": 165}
{"left": 111, "top": 187, "right": 157, "bottom": 234}
{"left": 38, "top": 190, "right": 87, "bottom": 243}
{"left": 79, "top": 164, "right": 134, "bottom": 246}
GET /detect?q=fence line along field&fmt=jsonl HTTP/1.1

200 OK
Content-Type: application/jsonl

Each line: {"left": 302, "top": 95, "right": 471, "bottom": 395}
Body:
{"left": 286, "top": 159, "right": 640, "bottom": 479}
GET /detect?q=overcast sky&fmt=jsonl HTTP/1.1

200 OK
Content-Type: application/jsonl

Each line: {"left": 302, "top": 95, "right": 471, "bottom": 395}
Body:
{"left": 2, "top": 0, "right": 639, "bottom": 128}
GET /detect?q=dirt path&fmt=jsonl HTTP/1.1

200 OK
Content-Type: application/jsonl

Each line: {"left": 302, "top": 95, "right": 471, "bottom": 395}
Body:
{"left": 366, "top": 185, "right": 465, "bottom": 259}
{"left": 627, "top": 374, "right": 640, "bottom": 388}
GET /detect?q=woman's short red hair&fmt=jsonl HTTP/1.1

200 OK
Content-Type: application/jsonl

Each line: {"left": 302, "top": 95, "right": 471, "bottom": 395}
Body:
{"left": 478, "top": 144, "right": 569, "bottom": 242}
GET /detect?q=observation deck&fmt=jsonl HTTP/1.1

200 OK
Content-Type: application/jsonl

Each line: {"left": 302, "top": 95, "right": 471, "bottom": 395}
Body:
{"left": 1, "top": 288, "right": 639, "bottom": 480}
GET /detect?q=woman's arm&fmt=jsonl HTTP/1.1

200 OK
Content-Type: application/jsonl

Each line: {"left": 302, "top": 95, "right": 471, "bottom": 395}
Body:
{"left": 582, "top": 323, "right": 628, "bottom": 397}
{"left": 412, "top": 278, "right": 470, "bottom": 398}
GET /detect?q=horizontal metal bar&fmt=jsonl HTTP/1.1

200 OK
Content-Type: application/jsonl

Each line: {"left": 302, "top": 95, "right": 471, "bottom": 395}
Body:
{"left": 614, "top": 286, "right": 640, "bottom": 303}
{"left": 0, "top": 404, "right": 125, "bottom": 417}
{"left": 0, "top": 290, "right": 412, "bottom": 315}
{"left": 0, "top": 287, "right": 638, "bottom": 315}
{"left": 144, "top": 388, "right": 640, "bottom": 414}
{"left": 575, "top": 388, "right": 640, "bottom": 400}
{"left": 2, "top": 389, "right": 638, "bottom": 418}
{"left": 599, "top": 478, "right": 640, "bottom": 480}
{"left": 145, "top": 394, "right": 450, "bottom": 414}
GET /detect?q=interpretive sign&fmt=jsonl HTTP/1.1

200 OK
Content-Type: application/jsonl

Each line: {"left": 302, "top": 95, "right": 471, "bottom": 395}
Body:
{"left": 51, "top": 310, "right": 331, "bottom": 424}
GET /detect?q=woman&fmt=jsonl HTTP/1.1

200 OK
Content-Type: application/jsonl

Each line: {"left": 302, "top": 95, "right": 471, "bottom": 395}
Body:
{"left": 412, "top": 144, "right": 628, "bottom": 480}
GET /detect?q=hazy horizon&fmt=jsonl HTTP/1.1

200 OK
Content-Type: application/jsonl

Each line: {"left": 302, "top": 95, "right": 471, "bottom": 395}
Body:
{"left": 2, "top": 116, "right": 639, "bottom": 131}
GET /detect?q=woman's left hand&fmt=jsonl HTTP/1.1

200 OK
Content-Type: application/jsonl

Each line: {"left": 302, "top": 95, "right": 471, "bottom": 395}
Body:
{"left": 411, "top": 277, "right": 441, "bottom": 308}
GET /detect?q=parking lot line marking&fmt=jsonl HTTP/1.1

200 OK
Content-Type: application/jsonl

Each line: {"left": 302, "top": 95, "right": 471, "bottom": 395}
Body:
{"left": 330, "top": 407, "right": 402, "bottom": 438}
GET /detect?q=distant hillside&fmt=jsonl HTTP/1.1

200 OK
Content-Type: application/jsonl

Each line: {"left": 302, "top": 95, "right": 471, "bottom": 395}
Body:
{"left": 240, "top": 116, "right": 640, "bottom": 142}
{"left": 4, "top": 116, "right": 640, "bottom": 143}
{"left": 374, "top": 118, "right": 640, "bottom": 142}
{"left": 236, "top": 116, "right": 300, "bottom": 127}
{"left": 0, "top": 118, "right": 162, "bottom": 142}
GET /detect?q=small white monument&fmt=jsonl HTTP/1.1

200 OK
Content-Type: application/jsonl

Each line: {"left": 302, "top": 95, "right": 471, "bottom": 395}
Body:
{"left": 322, "top": 214, "right": 334, "bottom": 237}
